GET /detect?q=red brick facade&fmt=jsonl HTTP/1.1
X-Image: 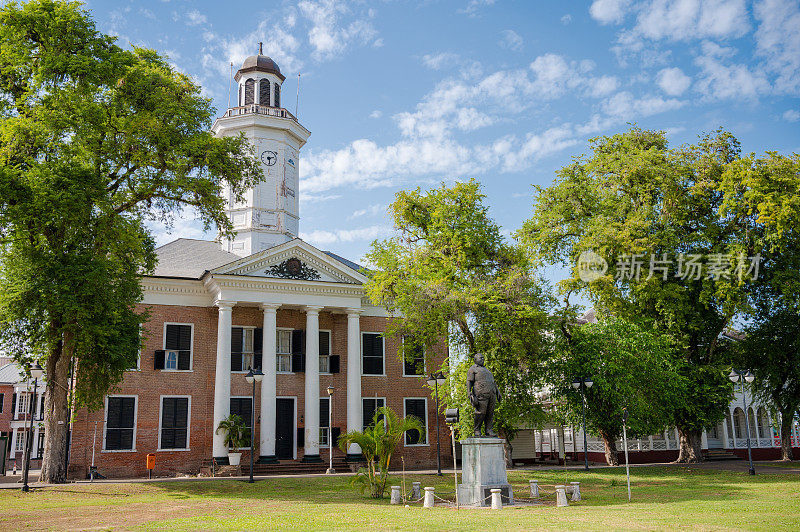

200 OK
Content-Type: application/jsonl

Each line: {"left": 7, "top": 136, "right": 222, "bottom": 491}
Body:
{"left": 67, "top": 304, "right": 450, "bottom": 479}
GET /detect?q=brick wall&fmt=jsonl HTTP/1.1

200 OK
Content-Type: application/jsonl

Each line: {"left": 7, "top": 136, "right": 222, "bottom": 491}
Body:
{"left": 68, "top": 304, "right": 451, "bottom": 479}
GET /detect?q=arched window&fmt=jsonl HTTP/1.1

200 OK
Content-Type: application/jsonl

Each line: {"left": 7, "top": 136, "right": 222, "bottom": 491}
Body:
{"left": 238, "top": 85, "right": 242, "bottom": 107}
{"left": 725, "top": 410, "right": 734, "bottom": 440}
{"left": 733, "top": 408, "right": 745, "bottom": 439}
{"left": 757, "top": 407, "right": 771, "bottom": 439}
{"left": 244, "top": 78, "right": 255, "bottom": 105}
{"left": 748, "top": 407, "right": 758, "bottom": 439}
{"left": 259, "top": 79, "right": 271, "bottom": 106}
{"left": 274, "top": 82, "right": 281, "bottom": 108}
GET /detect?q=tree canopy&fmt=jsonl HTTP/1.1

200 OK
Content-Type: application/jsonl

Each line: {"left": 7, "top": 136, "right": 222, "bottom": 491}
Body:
{"left": 0, "top": 0, "right": 259, "bottom": 482}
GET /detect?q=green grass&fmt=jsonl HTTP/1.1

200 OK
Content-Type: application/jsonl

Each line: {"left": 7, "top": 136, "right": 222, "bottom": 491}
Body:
{"left": 2, "top": 465, "right": 799, "bottom": 531}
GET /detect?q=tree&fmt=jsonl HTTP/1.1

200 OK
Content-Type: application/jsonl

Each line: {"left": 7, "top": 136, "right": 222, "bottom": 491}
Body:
{"left": 364, "top": 180, "right": 552, "bottom": 450}
{"left": 520, "top": 127, "right": 748, "bottom": 462}
{"left": 0, "top": 0, "right": 259, "bottom": 482}
{"left": 216, "top": 414, "right": 250, "bottom": 453}
{"left": 544, "top": 316, "right": 684, "bottom": 465}
{"left": 338, "top": 406, "right": 423, "bottom": 498}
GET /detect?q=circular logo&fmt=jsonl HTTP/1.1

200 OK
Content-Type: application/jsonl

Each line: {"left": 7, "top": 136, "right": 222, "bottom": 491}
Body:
{"left": 577, "top": 250, "right": 608, "bottom": 282}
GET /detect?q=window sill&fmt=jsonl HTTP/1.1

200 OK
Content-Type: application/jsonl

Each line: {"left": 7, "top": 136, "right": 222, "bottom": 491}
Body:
{"left": 404, "top": 443, "right": 430, "bottom": 447}
{"left": 276, "top": 371, "right": 294, "bottom": 375}
{"left": 160, "top": 369, "right": 193, "bottom": 373}
{"left": 157, "top": 448, "right": 191, "bottom": 452}
{"left": 362, "top": 373, "right": 386, "bottom": 377}
{"left": 102, "top": 448, "right": 137, "bottom": 453}
{"left": 402, "top": 374, "right": 424, "bottom": 378}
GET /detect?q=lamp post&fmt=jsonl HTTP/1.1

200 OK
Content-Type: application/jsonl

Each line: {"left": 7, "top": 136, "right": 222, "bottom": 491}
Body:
{"left": 326, "top": 386, "right": 335, "bottom": 474}
{"left": 22, "top": 362, "right": 44, "bottom": 493}
{"left": 571, "top": 376, "right": 593, "bottom": 472}
{"left": 426, "top": 372, "right": 446, "bottom": 476}
{"left": 245, "top": 368, "right": 264, "bottom": 483}
{"left": 729, "top": 369, "right": 756, "bottom": 475}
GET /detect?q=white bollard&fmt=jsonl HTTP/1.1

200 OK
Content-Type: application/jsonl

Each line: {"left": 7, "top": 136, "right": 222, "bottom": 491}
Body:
{"left": 555, "top": 485, "right": 569, "bottom": 507}
{"left": 490, "top": 488, "right": 502, "bottom": 509}
{"left": 529, "top": 479, "right": 539, "bottom": 499}
{"left": 412, "top": 482, "right": 421, "bottom": 500}
{"left": 390, "top": 485, "right": 401, "bottom": 505}
{"left": 423, "top": 487, "right": 435, "bottom": 508}
{"left": 570, "top": 481, "right": 581, "bottom": 502}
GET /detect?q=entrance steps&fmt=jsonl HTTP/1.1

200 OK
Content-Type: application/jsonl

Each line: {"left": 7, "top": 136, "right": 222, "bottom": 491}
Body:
{"left": 703, "top": 448, "right": 741, "bottom": 461}
{"left": 243, "top": 458, "right": 351, "bottom": 476}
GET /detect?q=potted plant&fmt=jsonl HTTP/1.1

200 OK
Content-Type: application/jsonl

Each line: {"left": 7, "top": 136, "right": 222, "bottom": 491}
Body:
{"left": 216, "top": 414, "right": 249, "bottom": 466}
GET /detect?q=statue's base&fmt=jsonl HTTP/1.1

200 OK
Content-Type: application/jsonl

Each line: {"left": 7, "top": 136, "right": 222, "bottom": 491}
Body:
{"left": 457, "top": 437, "right": 514, "bottom": 507}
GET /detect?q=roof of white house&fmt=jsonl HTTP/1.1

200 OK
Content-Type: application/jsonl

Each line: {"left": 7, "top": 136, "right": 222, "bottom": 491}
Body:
{"left": 0, "top": 362, "right": 21, "bottom": 384}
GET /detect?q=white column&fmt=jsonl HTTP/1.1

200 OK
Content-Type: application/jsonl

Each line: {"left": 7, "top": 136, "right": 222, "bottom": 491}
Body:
{"left": 10, "top": 429, "right": 17, "bottom": 459}
{"left": 259, "top": 303, "right": 280, "bottom": 462}
{"left": 303, "top": 306, "right": 323, "bottom": 461}
{"left": 722, "top": 413, "right": 731, "bottom": 449}
{"left": 212, "top": 300, "right": 235, "bottom": 461}
{"left": 32, "top": 424, "right": 40, "bottom": 459}
{"left": 701, "top": 429, "right": 708, "bottom": 449}
{"left": 346, "top": 309, "right": 362, "bottom": 457}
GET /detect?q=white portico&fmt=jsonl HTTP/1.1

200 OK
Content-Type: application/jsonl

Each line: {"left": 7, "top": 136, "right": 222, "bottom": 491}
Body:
{"left": 202, "top": 239, "right": 370, "bottom": 464}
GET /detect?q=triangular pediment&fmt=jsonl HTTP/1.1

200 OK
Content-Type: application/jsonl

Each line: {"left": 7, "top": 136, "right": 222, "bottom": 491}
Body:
{"left": 208, "top": 239, "right": 367, "bottom": 285}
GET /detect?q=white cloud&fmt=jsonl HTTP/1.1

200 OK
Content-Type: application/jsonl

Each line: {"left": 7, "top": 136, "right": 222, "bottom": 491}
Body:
{"left": 623, "top": 0, "right": 750, "bottom": 41}
{"left": 601, "top": 91, "right": 686, "bottom": 120}
{"left": 421, "top": 52, "right": 460, "bottom": 70}
{"left": 186, "top": 9, "right": 207, "bottom": 26}
{"left": 348, "top": 204, "right": 387, "bottom": 220}
{"left": 656, "top": 67, "right": 691, "bottom": 95}
{"left": 561, "top": 14, "right": 573, "bottom": 25}
{"left": 369, "top": 110, "right": 382, "bottom": 119}
{"left": 459, "top": 0, "right": 497, "bottom": 17}
{"left": 694, "top": 42, "right": 770, "bottom": 99}
{"left": 782, "top": 109, "right": 800, "bottom": 122}
{"left": 301, "top": 225, "right": 392, "bottom": 245}
{"left": 590, "top": 0, "right": 632, "bottom": 24}
{"left": 499, "top": 30, "right": 524, "bottom": 52}
{"left": 754, "top": 0, "right": 800, "bottom": 94}
{"left": 298, "top": 0, "right": 378, "bottom": 61}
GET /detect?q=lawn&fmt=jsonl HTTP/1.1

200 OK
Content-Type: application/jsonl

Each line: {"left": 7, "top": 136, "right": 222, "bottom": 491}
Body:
{"left": 2, "top": 464, "right": 799, "bottom": 531}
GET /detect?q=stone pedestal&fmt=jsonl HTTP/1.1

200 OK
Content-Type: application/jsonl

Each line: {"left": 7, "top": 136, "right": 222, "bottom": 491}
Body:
{"left": 457, "top": 437, "right": 514, "bottom": 507}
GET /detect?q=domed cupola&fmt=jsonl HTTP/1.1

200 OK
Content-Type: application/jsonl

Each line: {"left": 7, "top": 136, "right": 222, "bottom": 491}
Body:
{"left": 234, "top": 43, "right": 285, "bottom": 108}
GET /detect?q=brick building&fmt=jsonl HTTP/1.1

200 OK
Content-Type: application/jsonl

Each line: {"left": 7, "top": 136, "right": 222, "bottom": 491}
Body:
{"left": 66, "top": 50, "right": 449, "bottom": 479}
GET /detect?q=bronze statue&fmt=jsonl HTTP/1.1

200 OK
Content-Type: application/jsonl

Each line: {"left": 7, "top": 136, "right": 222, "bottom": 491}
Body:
{"left": 467, "top": 352, "right": 502, "bottom": 437}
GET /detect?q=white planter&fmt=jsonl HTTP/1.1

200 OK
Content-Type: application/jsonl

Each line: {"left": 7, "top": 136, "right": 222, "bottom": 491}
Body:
{"left": 228, "top": 452, "right": 242, "bottom": 466}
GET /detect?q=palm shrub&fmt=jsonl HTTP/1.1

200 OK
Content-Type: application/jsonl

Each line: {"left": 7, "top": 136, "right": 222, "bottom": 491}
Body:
{"left": 216, "top": 414, "right": 249, "bottom": 452}
{"left": 338, "top": 406, "right": 424, "bottom": 498}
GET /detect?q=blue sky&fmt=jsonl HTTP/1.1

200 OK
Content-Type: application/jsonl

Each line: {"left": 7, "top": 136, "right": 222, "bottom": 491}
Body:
{"left": 90, "top": 0, "right": 799, "bottom": 269}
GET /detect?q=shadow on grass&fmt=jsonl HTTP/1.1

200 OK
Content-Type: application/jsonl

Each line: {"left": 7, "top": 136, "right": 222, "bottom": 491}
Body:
{"left": 132, "top": 465, "right": 782, "bottom": 509}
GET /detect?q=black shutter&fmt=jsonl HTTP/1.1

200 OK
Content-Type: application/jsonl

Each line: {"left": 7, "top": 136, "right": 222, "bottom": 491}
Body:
{"left": 297, "top": 427, "right": 304, "bottom": 448}
{"left": 319, "top": 331, "right": 330, "bottom": 356}
{"left": 320, "top": 398, "right": 329, "bottom": 427}
{"left": 254, "top": 328, "right": 263, "bottom": 370}
{"left": 259, "top": 79, "right": 270, "bottom": 106}
{"left": 178, "top": 326, "right": 192, "bottom": 351}
{"left": 11, "top": 393, "right": 16, "bottom": 420}
{"left": 332, "top": 427, "right": 341, "bottom": 448}
{"left": 274, "top": 82, "right": 280, "bottom": 108}
{"left": 292, "top": 330, "right": 305, "bottom": 372}
{"left": 329, "top": 355, "right": 340, "bottom": 374}
{"left": 231, "top": 327, "right": 243, "bottom": 372}
{"left": 154, "top": 350, "right": 165, "bottom": 370}
{"left": 292, "top": 353, "right": 305, "bottom": 372}
{"left": 231, "top": 352, "right": 242, "bottom": 372}
{"left": 177, "top": 351, "right": 191, "bottom": 370}
{"left": 165, "top": 325, "right": 180, "bottom": 350}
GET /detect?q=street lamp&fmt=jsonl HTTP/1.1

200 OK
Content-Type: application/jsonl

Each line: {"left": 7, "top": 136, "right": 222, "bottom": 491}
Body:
{"left": 729, "top": 369, "right": 756, "bottom": 475}
{"left": 426, "top": 371, "right": 446, "bottom": 476}
{"left": 22, "top": 362, "right": 44, "bottom": 493}
{"left": 326, "top": 386, "right": 335, "bottom": 474}
{"left": 571, "top": 376, "right": 593, "bottom": 472}
{"left": 244, "top": 368, "right": 264, "bottom": 483}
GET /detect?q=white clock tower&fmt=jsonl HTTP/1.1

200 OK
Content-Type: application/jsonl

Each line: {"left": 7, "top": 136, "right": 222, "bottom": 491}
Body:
{"left": 212, "top": 44, "right": 311, "bottom": 257}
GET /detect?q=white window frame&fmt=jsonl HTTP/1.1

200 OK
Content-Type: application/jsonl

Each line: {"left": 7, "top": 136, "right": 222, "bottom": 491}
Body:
{"left": 14, "top": 429, "right": 27, "bottom": 452}
{"left": 403, "top": 397, "right": 429, "bottom": 447}
{"left": 319, "top": 329, "right": 332, "bottom": 374}
{"left": 361, "top": 396, "right": 386, "bottom": 432}
{"left": 231, "top": 325, "right": 257, "bottom": 373}
{"left": 277, "top": 328, "right": 293, "bottom": 374}
{"left": 319, "top": 396, "right": 330, "bottom": 448}
{"left": 102, "top": 394, "right": 138, "bottom": 453}
{"left": 157, "top": 395, "right": 192, "bottom": 451}
{"left": 401, "top": 337, "right": 426, "bottom": 377}
{"left": 161, "top": 322, "right": 194, "bottom": 372}
{"left": 361, "top": 331, "right": 386, "bottom": 377}
{"left": 230, "top": 395, "right": 253, "bottom": 450}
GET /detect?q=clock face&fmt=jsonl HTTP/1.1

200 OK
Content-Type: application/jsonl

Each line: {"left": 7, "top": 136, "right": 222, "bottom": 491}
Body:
{"left": 260, "top": 150, "right": 277, "bottom": 166}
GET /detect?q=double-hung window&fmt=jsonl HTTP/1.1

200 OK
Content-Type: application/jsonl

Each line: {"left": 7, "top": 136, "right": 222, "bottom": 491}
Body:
{"left": 402, "top": 338, "right": 425, "bottom": 377}
{"left": 160, "top": 397, "right": 190, "bottom": 450}
{"left": 230, "top": 398, "right": 253, "bottom": 447}
{"left": 231, "top": 327, "right": 262, "bottom": 372}
{"left": 157, "top": 324, "right": 192, "bottom": 371}
{"left": 362, "top": 397, "right": 385, "bottom": 431}
{"left": 319, "top": 331, "right": 331, "bottom": 373}
{"left": 362, "top": 333, "right": 384, "bottom": 375}
{"left": 105, "top": 396, "right": 136, "bottom": 451}
{"left": 277, "top": 330, "right": 292, "bottom": 372}
{"left": 404, "top": 398, "right": 428, "bottom": 445}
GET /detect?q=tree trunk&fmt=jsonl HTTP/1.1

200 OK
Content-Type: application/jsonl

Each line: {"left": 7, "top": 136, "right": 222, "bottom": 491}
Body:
{"left": 675, "top": 427, "right": 703, "bottom": 463}
{"left": 780, "top": 410, "right": 794, "bottom": 461}
{"left": 39, "top": 331, "right": 72, "bottom": 483}
{"left": 600, "top": 432, "right": 619, "bottom": 466}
